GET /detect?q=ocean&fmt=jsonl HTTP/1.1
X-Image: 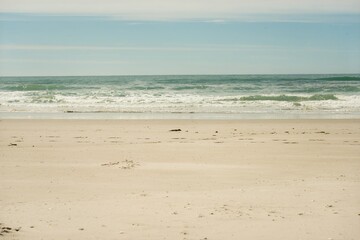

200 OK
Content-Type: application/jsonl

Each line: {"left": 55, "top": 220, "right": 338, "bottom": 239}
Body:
{"left": 0, "top": 74, "right": 359, "bottom": 119}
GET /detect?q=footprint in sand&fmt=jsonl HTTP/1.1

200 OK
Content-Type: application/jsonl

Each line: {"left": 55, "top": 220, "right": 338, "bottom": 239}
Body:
{"left": 101, "top": 160, "right": 139, "bottom": 169}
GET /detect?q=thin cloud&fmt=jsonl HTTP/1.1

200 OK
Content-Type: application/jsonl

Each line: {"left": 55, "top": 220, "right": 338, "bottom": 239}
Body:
{"left": 1, "top": 44, "right": 357, "bottom": 54}
{"left": 0, "top": 58, "right": 130, "bottom": 64}
{"left": 0, "top": 0, "right": 359, "bottom": 21}
{"left": 0, "top": 44, "right": 285, "bottom": 52}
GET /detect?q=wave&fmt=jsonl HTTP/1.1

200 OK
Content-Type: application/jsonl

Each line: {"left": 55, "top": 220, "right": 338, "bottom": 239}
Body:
{"left": 2, "top": 84, "right": 74, "bottom": 91}
{"left": 125, "top": 86, "right": 165, "bottom": 90}
{"left": 288, "top": 85, "right": 360, "bottom": 93}
{"left": 172, "top": 85, "right": 209, "bottom": 90}
{"left": 314, "top": 76, "right": 360, "bottom": 81}
{"left": 1, "top": 75, "right": 359, "bottom": 92}
{"left": 221, "top": 94, "right": 338, "bottom": 102}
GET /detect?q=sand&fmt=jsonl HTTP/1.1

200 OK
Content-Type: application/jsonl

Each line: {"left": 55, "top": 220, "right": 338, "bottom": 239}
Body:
{"left": 0, "top": 119, "right": 359, "bottom": 239}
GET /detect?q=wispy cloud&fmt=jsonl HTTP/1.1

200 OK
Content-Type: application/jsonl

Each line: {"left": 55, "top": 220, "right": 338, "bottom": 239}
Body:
{"left": 0, "top": 58, "right": 130, "bottom": 64}
{"left": 1, "top": 44, "right": 358, "bottom": 54}
{"left": 0, "top": 0, "right": 359, "bottom": 21}
{"left": 0, "top": 44, "right": 284, "bottom": 52}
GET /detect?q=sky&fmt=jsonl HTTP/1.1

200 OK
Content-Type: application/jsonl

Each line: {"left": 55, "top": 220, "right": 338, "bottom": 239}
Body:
{"left": 0, "top": 0, "right": 360, "bottom": 76}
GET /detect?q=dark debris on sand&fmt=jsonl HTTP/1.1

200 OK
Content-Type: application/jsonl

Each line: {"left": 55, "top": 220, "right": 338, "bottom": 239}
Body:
{"left": 0, "top": 223, "right": 21, "bottom": 236}
{"left": 169, "top": 129, "right": 182, "bottom": 132}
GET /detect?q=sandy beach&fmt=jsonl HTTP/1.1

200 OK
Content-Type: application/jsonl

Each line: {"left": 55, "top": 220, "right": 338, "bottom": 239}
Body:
{"left": 0, "top": 119, "right": 359, "bottom": 240}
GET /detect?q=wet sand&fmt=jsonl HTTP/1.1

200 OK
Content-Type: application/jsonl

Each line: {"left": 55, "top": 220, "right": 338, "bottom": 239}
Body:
{"left": 0, "top": 119, "right": 360, "bottom": 239}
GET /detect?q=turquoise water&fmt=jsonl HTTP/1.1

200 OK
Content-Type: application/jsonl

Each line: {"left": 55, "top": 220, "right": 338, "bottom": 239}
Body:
{"left": 0, "top": 74, "right": 359, "bottom": 118}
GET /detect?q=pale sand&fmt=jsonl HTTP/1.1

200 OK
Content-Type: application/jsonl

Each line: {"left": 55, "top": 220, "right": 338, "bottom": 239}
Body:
{"left": 0, "top": 119, "right": 360, "bottom": 239}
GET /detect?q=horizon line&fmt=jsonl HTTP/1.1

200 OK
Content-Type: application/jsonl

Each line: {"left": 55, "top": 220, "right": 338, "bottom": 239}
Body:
{"left": 1, "top": 73, "right": 359, "bottom": 78}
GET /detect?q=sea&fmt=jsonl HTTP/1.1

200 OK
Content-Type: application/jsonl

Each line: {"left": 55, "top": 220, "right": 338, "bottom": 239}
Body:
{"left": 0, "top": 74, "right": 359, "bottom": 119}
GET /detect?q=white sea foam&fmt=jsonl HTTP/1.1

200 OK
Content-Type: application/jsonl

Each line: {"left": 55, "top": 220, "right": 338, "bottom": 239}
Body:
{"left": 0, "top": 75, "right": 359, "bottom": 118}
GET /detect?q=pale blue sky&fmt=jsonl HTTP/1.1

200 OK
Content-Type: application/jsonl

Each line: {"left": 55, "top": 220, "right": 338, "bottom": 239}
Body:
{"left": 0, "top": 0, "right": 360, "bottom": 76}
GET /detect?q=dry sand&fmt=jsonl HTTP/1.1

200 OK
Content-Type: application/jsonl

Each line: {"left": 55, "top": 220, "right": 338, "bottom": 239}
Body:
{"left": 0, "top": 119, "right": 359, "bottom": 240}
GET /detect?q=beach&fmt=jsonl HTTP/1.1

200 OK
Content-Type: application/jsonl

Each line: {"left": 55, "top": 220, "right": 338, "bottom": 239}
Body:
{"left": 1, "top": 119, "right": 359, "bottom": 239}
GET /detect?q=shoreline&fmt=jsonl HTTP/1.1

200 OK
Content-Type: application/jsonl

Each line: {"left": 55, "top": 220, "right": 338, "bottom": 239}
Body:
{"left": 1, "top": 119, "right": 359, "bottom": 239}
{"left": 1, "top": 111, "right": 360, "bottom": 120}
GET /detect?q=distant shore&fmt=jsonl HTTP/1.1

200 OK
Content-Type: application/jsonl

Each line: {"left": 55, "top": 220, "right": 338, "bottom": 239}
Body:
{"left": 1, "top": 119, "right": 360, "bottom": 239}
